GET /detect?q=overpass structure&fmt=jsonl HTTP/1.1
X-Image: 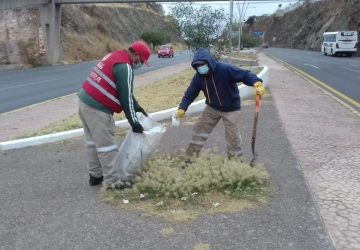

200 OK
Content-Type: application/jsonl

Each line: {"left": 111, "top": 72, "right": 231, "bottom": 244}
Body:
{"left": 0, "top": 0, "right": 286, "bottom": 64}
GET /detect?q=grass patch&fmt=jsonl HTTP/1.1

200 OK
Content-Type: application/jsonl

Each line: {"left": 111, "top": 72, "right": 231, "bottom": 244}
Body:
{"left": 15, "top": 113, "right": 82, "bottom": 139}
{"left": 159, "top": 227, "right": 174, "bottom": 237}
{"left": 193, "top": 243, "right": 211, "bottom": 250}
{"left": 100, "top": 153, "right": 272, "bottom": 224}
{"left": 228, "top": 50, "right": 258, "bottom": 61}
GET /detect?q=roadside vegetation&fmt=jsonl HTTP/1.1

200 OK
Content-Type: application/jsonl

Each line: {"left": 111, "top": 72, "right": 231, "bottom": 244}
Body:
{"left": 100, "top": 152, "right": 272, "bottom": 224}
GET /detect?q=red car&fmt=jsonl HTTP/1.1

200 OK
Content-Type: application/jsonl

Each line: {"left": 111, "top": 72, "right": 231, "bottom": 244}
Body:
{"left": 158, "top": 45, "right": 174, "bottom": 58}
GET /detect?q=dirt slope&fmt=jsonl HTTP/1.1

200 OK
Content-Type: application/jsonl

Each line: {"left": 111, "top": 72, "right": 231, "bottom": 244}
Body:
{"left": 61, "top": 4, "right": 180, "bottom": 63}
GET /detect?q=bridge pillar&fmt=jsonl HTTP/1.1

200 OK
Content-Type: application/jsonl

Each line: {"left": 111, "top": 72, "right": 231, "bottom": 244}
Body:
{"left": 40, "top": 1, "right": 61, "bottom": 65}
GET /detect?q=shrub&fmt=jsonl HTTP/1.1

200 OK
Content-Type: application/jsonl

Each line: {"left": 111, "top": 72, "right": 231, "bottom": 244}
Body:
{"left": 141, "top": 31, "right": 171, "bottom": 50}
{"left": 132, "top": 153, "right": 269, "bottom": 199}
{"left": 17, "top": 40, "right": 44, "bottom": 67}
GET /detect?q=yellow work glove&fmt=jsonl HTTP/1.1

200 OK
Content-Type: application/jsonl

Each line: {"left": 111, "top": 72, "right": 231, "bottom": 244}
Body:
{"left": 176, "top": 109, "right": 185, "bottom": 119}
{"left": 253, "top": 81, "right": 265, "bottom": 96}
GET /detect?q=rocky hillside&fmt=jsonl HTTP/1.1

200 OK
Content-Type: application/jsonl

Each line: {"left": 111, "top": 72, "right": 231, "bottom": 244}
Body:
{"left": 60, "top": 4, "right": 181, "bottom": 63}
{"left": 246, "top": 0, "right": 359, "bottom": 54}
{"left": 0, "top": 3, "right": 181, "bottom": 65}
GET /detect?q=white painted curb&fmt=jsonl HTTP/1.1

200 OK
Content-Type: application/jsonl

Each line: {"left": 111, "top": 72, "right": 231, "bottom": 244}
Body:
{"left": 0, "top": 66, "right": 268, "bottom": 151}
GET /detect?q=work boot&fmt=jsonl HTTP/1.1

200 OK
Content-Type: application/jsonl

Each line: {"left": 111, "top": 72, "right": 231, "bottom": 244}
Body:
{"left": 89, "top": 174, "right": 103, "bottom": 186}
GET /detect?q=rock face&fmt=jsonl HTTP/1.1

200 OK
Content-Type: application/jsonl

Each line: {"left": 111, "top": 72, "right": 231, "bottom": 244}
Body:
{"left": 246, "top": 0, "right": 360, "bottom": 54}
{"left": 0, "top": 4, "right": 179, "bottom": 65}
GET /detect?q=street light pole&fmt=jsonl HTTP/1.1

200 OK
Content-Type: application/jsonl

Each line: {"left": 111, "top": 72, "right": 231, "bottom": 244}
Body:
{"left": 237, "top": 0, "right": 248, "bottom": 51}
{"left": 230, "top": 0, "right": 233, "bottom": 28}
{"left": 229, "top": 0, "right": 233, "bottom": 52}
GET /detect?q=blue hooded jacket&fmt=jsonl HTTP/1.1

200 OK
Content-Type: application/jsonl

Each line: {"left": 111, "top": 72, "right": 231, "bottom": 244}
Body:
{"left": 179, "top": 48, "right": 262, "bottom": 112}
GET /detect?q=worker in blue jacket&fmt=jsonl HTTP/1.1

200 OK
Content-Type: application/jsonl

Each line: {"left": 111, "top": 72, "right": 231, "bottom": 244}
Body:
{"left": 176, "top": 48, "right": 265, "bottom": 161}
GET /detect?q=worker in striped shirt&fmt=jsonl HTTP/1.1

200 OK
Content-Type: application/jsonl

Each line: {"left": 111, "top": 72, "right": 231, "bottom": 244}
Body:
{"left": 78, "top": 41, "right": 151, "bottom": 190}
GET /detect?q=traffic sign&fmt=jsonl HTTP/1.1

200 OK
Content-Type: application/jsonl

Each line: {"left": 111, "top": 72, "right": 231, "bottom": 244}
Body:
{"left": 254, "top": 31, "right": 264, "bottom": 37}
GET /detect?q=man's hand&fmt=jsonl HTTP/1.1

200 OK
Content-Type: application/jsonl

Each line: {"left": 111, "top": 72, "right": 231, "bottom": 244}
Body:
{"left": 132, "top": 122, "right": 144, "bottom": 133}
{"left": 176, "top": 109, "right": 185, "bottom": 119}
{"left": 136, "top": 106, "right": 148, "bottom": 116}
{"left": 253, "top": 81, "right": 265, "bottom": 96}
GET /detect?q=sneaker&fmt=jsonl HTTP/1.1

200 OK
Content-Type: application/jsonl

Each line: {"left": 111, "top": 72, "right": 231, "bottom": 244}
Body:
{"left": 89, "top": 174, "right": 103, "bottom": 186}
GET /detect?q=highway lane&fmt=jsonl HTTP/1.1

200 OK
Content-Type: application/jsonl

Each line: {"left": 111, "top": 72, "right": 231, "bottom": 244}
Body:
{"left": 0, "top": 51, "right": 192, "bottom": 114}
{"left": 263, "top": 48, "right": 360, "bottom": 110}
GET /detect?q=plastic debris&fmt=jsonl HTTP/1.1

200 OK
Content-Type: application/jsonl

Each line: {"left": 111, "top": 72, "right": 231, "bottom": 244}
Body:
{"left": 191, "top": 192, "right": 198, "bottom": 196}
{"left": 212, "top": 202, "right": 220, "bottom": 208}
{"left": 156, "top": 201, "right": 164, "bottom": 206}
{"left": 140, "top": 193, "right": 145, "bottom": 200}
{"left": 180, "top": 197, "right": 188, "bottom": 201}
{"left": 122, "top": 199, "right": 129, "bottom": 204}
{"left": 171, "top": 113, "right": 180, "bottom": 127}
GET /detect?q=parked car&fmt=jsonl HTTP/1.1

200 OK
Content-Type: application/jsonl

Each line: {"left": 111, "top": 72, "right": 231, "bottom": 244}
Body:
{"left": 261, "top": 43, "right": 269, "bottom": 48}
{"left": 158, "top": 45, "right": 174, "bottom": 58}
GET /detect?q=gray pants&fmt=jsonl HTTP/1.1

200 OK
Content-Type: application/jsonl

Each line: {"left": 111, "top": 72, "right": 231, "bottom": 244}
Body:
{"left": 78, "top": 100, "right": 119, "bottom": 185}
{"left": 186, "top": 105, "right": 243, "bottom": 159}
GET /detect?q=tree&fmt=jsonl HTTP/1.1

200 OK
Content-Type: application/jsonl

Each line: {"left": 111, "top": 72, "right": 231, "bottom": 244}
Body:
{"left": 141, "top": 31, "right": 171, "bottom": 50}
{"left": 245, "top": 16, "right": 256, "bottom": 25}
{"left": 170, "top": 3, "right": 226, "bottom": 49}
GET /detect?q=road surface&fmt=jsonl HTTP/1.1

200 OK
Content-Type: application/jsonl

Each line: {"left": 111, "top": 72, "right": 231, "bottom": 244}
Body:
{"left": 263, "top": 48, "right": 360, "bottom": 111}
{"left": 0, "top": 51, "right": 192, "bottom": 114}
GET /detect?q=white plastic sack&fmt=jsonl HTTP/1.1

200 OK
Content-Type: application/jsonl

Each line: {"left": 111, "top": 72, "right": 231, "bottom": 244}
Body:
{"left": 171, "top": 112, "right": 180, "bottom": 127}
{"left": 117, "top": 113, "right": 166, "bottom": 181}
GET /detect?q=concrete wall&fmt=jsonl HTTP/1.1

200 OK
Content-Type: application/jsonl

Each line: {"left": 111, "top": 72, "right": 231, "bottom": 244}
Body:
{"left": 0, "top": 8, "right": 41, "bottom": 65}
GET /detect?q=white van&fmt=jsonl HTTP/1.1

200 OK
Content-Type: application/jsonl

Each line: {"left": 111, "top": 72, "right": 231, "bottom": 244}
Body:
{"left": 321, "top": 31, "right": 358, "bottom": 57}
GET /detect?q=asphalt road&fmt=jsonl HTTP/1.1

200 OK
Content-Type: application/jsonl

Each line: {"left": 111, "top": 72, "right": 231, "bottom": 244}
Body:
{"left": 0, "top": 51, "right": 192, "bottom": 114}
{"left": 263, "top": 48, "right": 360, "bottom": 109}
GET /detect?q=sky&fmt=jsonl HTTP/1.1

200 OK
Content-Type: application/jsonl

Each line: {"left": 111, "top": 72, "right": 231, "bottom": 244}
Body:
{"left": 162, "top": 1, "right": 298, "bottom": 21}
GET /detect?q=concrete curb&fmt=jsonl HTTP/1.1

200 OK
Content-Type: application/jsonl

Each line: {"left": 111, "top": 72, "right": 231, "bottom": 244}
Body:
{"left": 0, "top": 67, "right": 268, "bottom": 151}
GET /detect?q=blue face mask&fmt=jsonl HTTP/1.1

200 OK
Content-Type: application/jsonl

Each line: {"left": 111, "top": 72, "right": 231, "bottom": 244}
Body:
{"left": 133, "top": 63, "right": 142, "bottom": 70}
{"left": 197, "top": 64, "right": 209, "bottom": 75}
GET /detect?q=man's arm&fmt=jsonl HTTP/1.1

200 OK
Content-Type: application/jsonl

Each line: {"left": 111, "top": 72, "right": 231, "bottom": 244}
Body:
{"left": 228, "top": 64, "right": 262, "bottom": 86}
{"left": 178, "top": 75, "right": 202, "bottom": 111}
{"left": 113, "top": 63, "right": 140, "bottom": 128}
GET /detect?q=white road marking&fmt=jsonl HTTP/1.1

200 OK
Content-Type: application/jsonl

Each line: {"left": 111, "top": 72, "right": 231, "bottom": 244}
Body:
{"left": 304, "top": 63, "right": 320, "bottom": 69}
{"left": 341, "top": 66, "right": 360, "bottom": 73}
{"left": 0, "top": 79, "right": 57, "bottom": 91}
